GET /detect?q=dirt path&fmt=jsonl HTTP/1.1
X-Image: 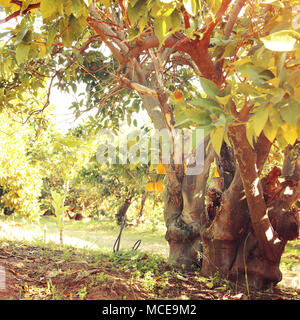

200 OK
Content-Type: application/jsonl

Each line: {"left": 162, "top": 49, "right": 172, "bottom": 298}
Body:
{"left": 0, "top": 241, "right": 299, "bottom": 301}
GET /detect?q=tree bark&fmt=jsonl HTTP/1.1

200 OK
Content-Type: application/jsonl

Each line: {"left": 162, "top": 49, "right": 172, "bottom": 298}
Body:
{"left": 116, "top": 195, "right": 133, "bottom": 225}
{"left": 164, "top": 141, "right": 215, "bottom": 268}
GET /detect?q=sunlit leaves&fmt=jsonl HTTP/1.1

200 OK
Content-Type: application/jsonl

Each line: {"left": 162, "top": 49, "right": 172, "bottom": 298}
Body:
{"left": 205, "top": 0, "right": 222, "bottom": 14}
{"left": 280, "top": 122, "right": 298, "bottom": 145}
{"left": 238, "top": 63, "right": 275, "bottom": 87}
{"left": 153, "top": 16, "right": 168, "bottom": 45}
{"left": 16, "top": 43, "right": 30, "bottom": 64}
{"left": 279, "top": 99, "right": 300, "bottom": 127}
{"left": 210, "top": 126, "right": 224, "bottom": 155}
{"left": 199, "top": 77, "right": 222, "bottom": 100}
{"left": 0, "top": 112, "right": 44, "bottom": 220}
{"left": 50, "top": 190, "right": 69, "bottom": 230}
{"left": 261, "top": 30, "right": 300, "bottom": 52}
{"left": 263, "top": 120, "right": 277, "bottom": 142}
{"left": 183, "top": 0, "right": 198, "bottom": 17}
{"left": 40, "top": 0, "right": 60, "bottom": 20}
{"left": 252, "top": 106, "right": 269, "bottom": 137}
{"left": 0, "top": 0, "right": 12, "bottom": 6}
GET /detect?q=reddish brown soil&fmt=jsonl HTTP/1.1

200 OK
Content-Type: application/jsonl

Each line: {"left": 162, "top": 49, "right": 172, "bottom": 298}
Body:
{"left": 0, "top": 241, "right": 299, "bottom": 300}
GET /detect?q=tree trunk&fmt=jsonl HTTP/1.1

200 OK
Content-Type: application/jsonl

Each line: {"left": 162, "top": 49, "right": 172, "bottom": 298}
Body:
{"left": 129, "top": 46, "right": 299, "bottom": 289}
{"left": 163, "top": 131, "right": 299, "bottom": 289}
{"left": 136, "top": 194, "right": 146, "bottom": 225}
{"left": 164, "top": 141, "right": 215, "bottom": 268}
{"left": 115, "top": 195, "right": 133, "bottom": 225}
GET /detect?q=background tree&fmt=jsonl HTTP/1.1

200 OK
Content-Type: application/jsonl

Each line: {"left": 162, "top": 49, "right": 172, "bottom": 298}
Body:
{"left": 0, "top": 88, "right": 55, "bottom": 220}
{"left": 0, "top": 0, "right": 299, "bottom": 289}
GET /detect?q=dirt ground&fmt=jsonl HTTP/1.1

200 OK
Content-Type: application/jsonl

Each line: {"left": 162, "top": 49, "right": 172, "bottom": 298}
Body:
{"left": 0, "top": 241, "right": 299, "bottom": 301}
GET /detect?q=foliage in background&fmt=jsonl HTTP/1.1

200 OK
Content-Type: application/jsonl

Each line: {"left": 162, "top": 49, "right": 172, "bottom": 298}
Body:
{"left": 0, "top": 106, "right": 50, "bottom": 220}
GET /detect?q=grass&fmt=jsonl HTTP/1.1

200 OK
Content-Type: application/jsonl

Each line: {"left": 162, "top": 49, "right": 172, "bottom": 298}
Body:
{"left": 0, "top": 214, "right": 168, "bottom": 255}
{"left": 0, "top": 213, "right": 299, "bottom": 292}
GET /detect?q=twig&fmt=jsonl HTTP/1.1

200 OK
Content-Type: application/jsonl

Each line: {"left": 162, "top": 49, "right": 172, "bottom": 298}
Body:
{"left": 0, "top": 3, "right": 40, "bottom": 24}
{"left": 119, "top": 76, "right": 158, "bottom": 98}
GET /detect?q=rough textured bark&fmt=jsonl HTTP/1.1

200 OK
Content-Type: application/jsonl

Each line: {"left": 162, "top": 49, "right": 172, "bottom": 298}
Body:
{"left": 115, "top": 195, "right": 133, "bottom": 225}
{"left": 164, "top": 141, "right": 215, "bottom": 267}
{"left": 229, "top": 124, "right": 285, "bottom": 262}
{"left": 207, "top": 127, "right": 299, "bottom": 289}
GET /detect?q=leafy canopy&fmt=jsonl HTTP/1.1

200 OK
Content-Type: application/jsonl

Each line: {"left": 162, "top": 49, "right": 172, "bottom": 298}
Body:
{"left": 0, "top": 0, "right": 300, "bottom": 157}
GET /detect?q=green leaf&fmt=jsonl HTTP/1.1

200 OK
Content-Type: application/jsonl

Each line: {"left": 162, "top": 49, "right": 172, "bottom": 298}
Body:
{"left": 170, "top": 9, "right": 181, "bottom": 27}
{"left": 69, "top": 15, "right": 84, "bottom": 39}
{"left": 286, "top": 69, "right": 300, "bottom": 87}
{"left": 269, "top": 107, "right": 283, "bottom": 128}
{"left": 127, "top": 0, "right": 146, "bottom": 25}
{"left": 62, "top": 28, "right": 73, "bottom": 47}
{"left": 16, "top": 43, "right": 30, "bottom": 64}
{"left": 151, "top": 1, "right": 175, "bottom": 17}
{"left": 154, "top": 16, "right": 168, "bottom": 45}
{"left": 206, "top": 0, "right": 222, "bottom": 13}
{"left": 263, "top": 119, "right": 277, "bottom": 142}
{"left": 15, "top": 27, "right": 30, "bottom": 45}
{"left": 127, "top": 4, "right": 140, "bottom": 25}
{"left": 190, "top": 97, "right": 221, "bottom": 108}
{"left": 71, "top": 0, "right": 84, "bottom": 18}
{"left": 199, "top": 77, "right": 221, "bottom": 100}
{"left": 174, "top": 105, "right": 211, "bottom": 127}
{"left": 281, "top": 123, "right": 297, "bottom": 145}
{"left": 216, "top": 95, "right": 231, "bottom": 106}
{"left": 252, "top": 106, "right": 269, "bottom": 137}
{"left": 47, "top": 21, "right": 59, "bottom": 47}
{"left": 246, "top": 120, "right": 255, "bottom": 148}
{"left": 261, "top": 30, "right": 300, "bottom": 52}
{"left": 210, "top": 127, "right": 224, "bottom": 155}
{"left": 183, "top": 0, "right": 197, "bottom": 17}
{"left": 40, "top": 0, "right": 59, "bottom": 20}
{"left": 129, "top": 0, "right": 140, "bottom": 7}
{"left": 276, "top": 128, "right": 288, "bottom": 148}
{"left": 280, "top": 99, "right": 300, "bottom": 126}
{"left": 238, "top": 63, "right": 274, "bottom": 87}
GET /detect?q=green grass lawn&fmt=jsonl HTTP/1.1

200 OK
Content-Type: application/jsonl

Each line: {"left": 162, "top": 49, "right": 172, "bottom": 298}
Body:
{"left": 0, "top": 215, "right": 168, "bottom": 256}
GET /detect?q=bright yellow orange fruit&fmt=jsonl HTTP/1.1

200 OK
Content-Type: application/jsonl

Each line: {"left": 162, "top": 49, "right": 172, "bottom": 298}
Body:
{"left": 174, "top": 89, "right": 184, "bottom": 101}
{"left": 146, "top": 182, "right": 156, "bottom": 192}
{"left": 155, "top": 182, "right": 165, "bottom": 192}
{"left": 157, "top": 163, "right": 166, "bottom": 174}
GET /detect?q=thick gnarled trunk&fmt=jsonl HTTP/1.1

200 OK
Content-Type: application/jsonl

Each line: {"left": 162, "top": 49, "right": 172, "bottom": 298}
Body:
{"left": 164, "top": 131, "right": 299, "bottom": 289}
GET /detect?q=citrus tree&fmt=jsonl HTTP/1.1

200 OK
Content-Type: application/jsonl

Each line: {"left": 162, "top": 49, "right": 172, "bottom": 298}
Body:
{"left": 85, "top": 125, "right": 165, "bottom": 224}
{"left": 0, "top": 0, "right": 300, "bottom": 289}
{"left": 0, "top": 90, "right": 55, "bottom": 220}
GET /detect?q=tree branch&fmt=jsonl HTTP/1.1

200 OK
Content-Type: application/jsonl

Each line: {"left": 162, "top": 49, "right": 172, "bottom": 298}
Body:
{"left": 224, "top": 0, "right": 247, "bottom": 38}
{"left": 0, "top": 3, "right": 40, "bottom": 24}
{"left": 202, "top": 0, "right": 233, "bottom": 45}
{"left": 127, "top": 33, "right": 221, "bottom": 84}
{"left": 229, "top": 124, "right": 285, "bottom": 262}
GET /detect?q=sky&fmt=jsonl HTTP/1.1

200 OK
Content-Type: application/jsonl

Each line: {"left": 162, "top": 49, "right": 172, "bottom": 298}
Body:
{"left": 50, "top": 85, "right": 95, "bottom": 133}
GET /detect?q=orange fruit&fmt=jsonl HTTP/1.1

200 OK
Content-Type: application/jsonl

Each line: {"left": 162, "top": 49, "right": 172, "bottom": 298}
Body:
{"left": 146, "top": 182, "right": 155, "bottom": 192}
{"left": 157, "top": 163, "right": 166, "bottom": 174}
{"left": 174, "top": 89, "right": 184, "bottom": 101}
{"left": 155, "top": 182, "right": 164, "bottom": 192}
